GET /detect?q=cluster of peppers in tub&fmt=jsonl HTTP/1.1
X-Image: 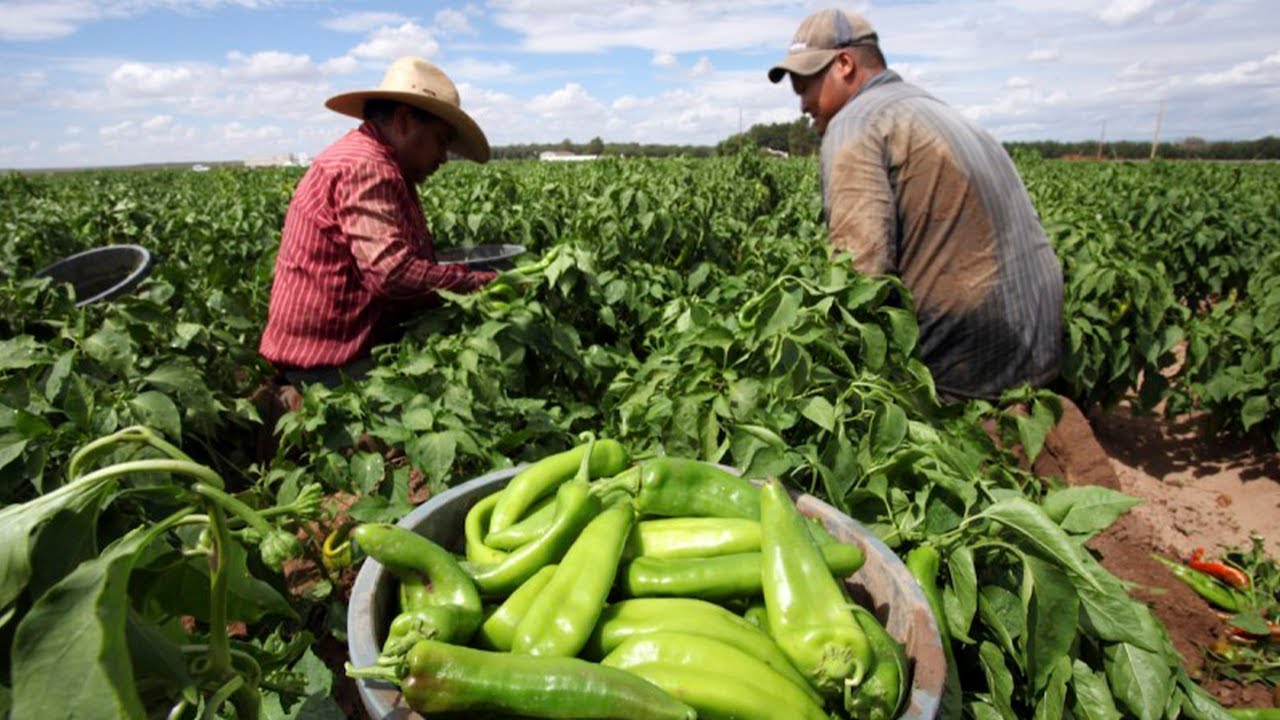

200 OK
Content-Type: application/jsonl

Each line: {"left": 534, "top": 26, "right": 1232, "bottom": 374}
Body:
{"left": 345, "top": 436, "right": 911, "bottom": 719}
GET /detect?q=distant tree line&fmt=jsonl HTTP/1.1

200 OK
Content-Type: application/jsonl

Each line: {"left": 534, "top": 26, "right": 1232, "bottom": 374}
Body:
{"left": 492, "top": 122, "right": 1280, "bottom": 162}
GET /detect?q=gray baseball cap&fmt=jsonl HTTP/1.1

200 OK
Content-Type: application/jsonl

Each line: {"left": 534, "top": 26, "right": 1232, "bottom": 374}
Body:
{"left": 767, "top": 8, "right": 879, "bottom": 83}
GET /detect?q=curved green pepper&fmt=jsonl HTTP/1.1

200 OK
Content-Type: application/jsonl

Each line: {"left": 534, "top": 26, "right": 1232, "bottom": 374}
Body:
{"left": 485, "top": 494, "right": 557, "bottom": 550}
{"left": 474, "top": 564, "right": 557, "bottom": 651}
{"left": 512, "top": 500, "right": 635, "bottom": 657}
{"left": 466, "top": 480, "right": 601, "bottom": 596}
{"left": 463, "top": 492, "right": 511, "bottom": 566}
{"left": 595, "top": 457, "right": 761, "bottom": 519}
{"left": 584, "top": 598, "right": 820, "bottom": 705}
{"left": 761, "top": 478, "right": 871, "bottom": 697}
{"left": 624, "top": 517, "right": 762, "bottom": 559}
{"left": 350, "top": 523, "right": 483, "bottom": 645}
{"left": 620, "top": 542, "right": 864, "bottom": 601}
{"left": 847, "top": 604, "right": 909, "bottom": 720}
{"left": 489, "top": 436, "right": 629, "bottom": 534}
{"left": 906, "top": 544, "right": 961, "bottom": 720}
{"left": 602, "top": 631, "right": 828, "bottom": 720}
{"left": 1152, "top": 554, "right": 1250, "bottom": 612}
{"left": 347, "top": 638, "right": 696, "bottom": 719}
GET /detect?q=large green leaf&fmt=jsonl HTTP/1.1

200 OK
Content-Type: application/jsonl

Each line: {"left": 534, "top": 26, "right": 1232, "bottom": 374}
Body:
{"left": 1104, "top": 642, "right": 1174, "bottom": 720}
{"left": 1041, "top": 486, "right": 1141, "bottom": 536}
{"left": 10, "top": 521, "right": 172, "bottom": 719}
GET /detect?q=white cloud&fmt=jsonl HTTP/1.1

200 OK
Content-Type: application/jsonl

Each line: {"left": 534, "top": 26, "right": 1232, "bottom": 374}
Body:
{"left": 1191, "top": 51, "right": 1280, "bottom": 88}
{"left": 0, "top": 1, "right": 102, "bottom": 41}
{"left": 1027, "top": 48, "right": 1060, "bottom": 62}
{"left": 320, "top": 56, "right": 360, "bottom": 75}
{"left": 107, "top": 62, "right": 200, "bottom": 97}
{"left": 528, "top": 82, "right": 606, "bottom": 118}
{"left": 1095, "top": 0, "right": 1158, "bottom": 25}
{"left": 350, "top": 22, "right": 439, "bottom": 61}
{"left": 652, "top": 52, "right": 677, "bottom": 68}
{"left": 690, "top": 57, "right": 714, "bottom": 78}
{"left": 225, "top": 51, "right": 316, "bottom": 81}
{"left": 141, "top": 114, "right": 173, "bottom": 131}
{"left": 1005, "top": 76, "right": 1033, "bottom": 90}
{"left": 435, "top": 8, "right": 474, "bottom": 34}
{"left": 322, "top": 11, "right": 410, "bottom": 33}
{"left": 450, "top": 58, "right": 517, "bottom": 81}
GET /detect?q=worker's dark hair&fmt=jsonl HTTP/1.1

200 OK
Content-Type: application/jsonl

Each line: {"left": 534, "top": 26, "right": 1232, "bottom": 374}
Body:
{"left": 851, "top": 43, "right": 886, "bottom": 70}
{"left": 363, "top": 99, "right": 440, "bottom": 126}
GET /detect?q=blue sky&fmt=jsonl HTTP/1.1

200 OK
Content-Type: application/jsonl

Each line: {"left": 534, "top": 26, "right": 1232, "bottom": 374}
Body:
{"left": 1, "top": 0, "right": 1278, "bottom": 169}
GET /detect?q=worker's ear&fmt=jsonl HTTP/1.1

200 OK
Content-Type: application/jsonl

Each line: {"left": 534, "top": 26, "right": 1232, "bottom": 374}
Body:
{"left": 831, "top": 50, "right": 858, "bottom": 81}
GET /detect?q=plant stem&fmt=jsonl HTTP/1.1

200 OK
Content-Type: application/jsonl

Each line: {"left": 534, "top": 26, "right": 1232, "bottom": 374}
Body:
{"left": 192, "top": 483, "right": 274, "bottom": 536}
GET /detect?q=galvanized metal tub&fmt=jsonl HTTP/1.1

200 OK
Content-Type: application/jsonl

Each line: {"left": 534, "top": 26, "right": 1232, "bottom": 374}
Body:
{"left": 348, "top": 465, "right": 946, "bottom": 720}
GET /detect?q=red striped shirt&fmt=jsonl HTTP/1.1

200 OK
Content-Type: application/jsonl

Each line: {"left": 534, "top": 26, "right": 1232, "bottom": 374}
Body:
{"left": 259, "top": 122, "right": 495, "bottom": 370}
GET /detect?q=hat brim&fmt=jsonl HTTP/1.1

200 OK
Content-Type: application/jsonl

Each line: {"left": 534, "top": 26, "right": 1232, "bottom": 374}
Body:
{"left": 768, "top": 49, "right": 839, "bottom": 84}
{"left": 326, "top": 90, "right": 491, "bottom": 164}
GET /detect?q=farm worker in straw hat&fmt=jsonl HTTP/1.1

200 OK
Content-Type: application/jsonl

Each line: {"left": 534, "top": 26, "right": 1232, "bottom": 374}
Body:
{"left": 769, "top": 9, "right": 1064, "bottom": 402}
{"left": 259, "top": 56, "right": 498, "bottom": 389}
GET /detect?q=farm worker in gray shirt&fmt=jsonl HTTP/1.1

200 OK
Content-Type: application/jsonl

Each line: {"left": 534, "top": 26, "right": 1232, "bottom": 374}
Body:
{"left": 769, "top": 9, "right": 1064, "bottom": 402}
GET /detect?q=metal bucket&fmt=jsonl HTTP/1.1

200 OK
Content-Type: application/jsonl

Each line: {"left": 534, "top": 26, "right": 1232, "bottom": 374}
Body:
{"left": 33, "top": 244, "right": 154, "bottom": 307}
{"left": 348, "top": 466, "right": 946, "bottom": 720}
{"left": 435, "top": 243, "right": 526, "bottom": 272}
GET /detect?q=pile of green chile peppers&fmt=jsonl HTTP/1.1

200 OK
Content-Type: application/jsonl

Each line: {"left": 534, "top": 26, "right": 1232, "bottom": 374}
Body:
{"left": 346, "top": 439, "right": 911, "bottom": 719}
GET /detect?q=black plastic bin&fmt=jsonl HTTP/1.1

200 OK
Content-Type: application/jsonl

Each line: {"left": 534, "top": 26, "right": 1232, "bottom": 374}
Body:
{"left": 33, "top": 244, "right": 154, "bottom": 307}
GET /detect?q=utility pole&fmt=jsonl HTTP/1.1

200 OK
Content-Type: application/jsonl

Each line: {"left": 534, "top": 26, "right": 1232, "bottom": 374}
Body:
{"left": 1150, "top": 97, "right": 1165, "bottom": 161}
{"left": 1095, "top": 119, "right": 1107, "bottom": 160}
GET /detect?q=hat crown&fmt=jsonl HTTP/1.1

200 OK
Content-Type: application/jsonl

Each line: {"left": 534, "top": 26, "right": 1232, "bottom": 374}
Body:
{"left": 381, "top": 56, "right": 461, "bottom": 108}
{"left": 789, "top": 8, "right": 877, "bottom": 53}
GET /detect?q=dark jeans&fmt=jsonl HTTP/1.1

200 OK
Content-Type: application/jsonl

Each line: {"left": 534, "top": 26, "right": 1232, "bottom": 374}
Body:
{"left": 280, "top": 357, "right": 374, "bottom": 389}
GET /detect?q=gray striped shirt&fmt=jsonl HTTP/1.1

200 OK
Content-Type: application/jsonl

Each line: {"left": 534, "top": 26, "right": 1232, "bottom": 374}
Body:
{"left": 819, "top": 70, "right": 1063, "bottom": 400}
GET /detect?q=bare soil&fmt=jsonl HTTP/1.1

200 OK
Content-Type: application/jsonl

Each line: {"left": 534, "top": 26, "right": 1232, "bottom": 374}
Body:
{"left": 1047, "top": 397, "right": 1280, "bottom": 709}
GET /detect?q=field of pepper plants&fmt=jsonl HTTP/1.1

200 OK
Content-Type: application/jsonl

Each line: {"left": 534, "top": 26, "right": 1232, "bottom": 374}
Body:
{"left": 0, "top": 152, "right": 1277, "bottom": 719}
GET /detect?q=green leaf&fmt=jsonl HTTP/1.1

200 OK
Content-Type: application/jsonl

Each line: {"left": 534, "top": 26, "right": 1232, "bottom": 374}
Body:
{"left": 1070, "top": 659, "right": 1122, "bottom": 720}
{"left": 83, "top": 327, "right": 136, "bottom": 377}
{"left": 1240, "top": 394, "right": 1269, "bottom": 431}
{"left": 1042, "top": 486, "right": 1141, "bottom": 536}
{"left": 138, "top": 542, "right": 297, "bottom": 624}
{"left": 11, "top": 522, "right": 172, "bottom": 719}
{"left": 1024, "top": 556, "right": 1079, "bottom": 692}
{"left": 1104, "top": 642, "right": 1174, "bottom": 720}
{"left": 981, "top": 499, "right": 1106, "bottom": 595}
{"left": 349, "top": 451, "right": 385, "bottom": 495}
{"left": 0, "top": 336, "right": 44, "bottom": 371}
{"left": 869, "top": 403, "right": 908, "bottom": 457}
{"left": 759, "top": 289, "right": 801, "bottom": 339}
{"left": 125, "top": 609, "right": 194, "bottom": 702}
{"left": 128, "top": 391, "right": 183, "bottom": 442}
{"left": 978, "top": 640, "right": 1017, "bottom": 720}
{"left": 943, "top": 545, "right": 977, "bottom": 642}
{"left": 801, "top": 396, "right": 837, "bottom": 432}
{"left": 0, "top": 472, "right": 119, "bottom": 625}
{"left": 1032, "top": 657, "right": 1072, "bottom": 720}
{"left": 1176, "top": 671, "right": 1232, "bottom": 720}
{"left": 977, "top": 584, "right": 1024, "bottom": 665}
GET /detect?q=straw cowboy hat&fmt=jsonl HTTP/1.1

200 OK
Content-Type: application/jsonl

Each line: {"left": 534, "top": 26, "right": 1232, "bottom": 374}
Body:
{"left": 326, "top": 56, "right": 490, "bottom": 163}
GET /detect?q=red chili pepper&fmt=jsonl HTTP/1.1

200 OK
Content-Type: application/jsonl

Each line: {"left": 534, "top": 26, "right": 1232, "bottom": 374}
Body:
{"left": 1187, "top": 547, "right": 1251, "bottom": 590}
{"left": 1227, "top": 623, "right": 1280, "bottom": 642}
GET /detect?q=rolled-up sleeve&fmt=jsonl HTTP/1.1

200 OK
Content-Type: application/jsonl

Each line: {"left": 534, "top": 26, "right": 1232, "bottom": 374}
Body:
{"left": 339, "top": 161, "right": 494, "bottom": 299}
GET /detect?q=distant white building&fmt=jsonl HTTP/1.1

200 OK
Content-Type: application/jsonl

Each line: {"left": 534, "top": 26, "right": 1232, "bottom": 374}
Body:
{"left": 538, "top": 150, "right": 599, "bottom": 162}
{"left": 243, "top": 152, "right": 312, "bottom": 168}
{"left": 191, "top": 163, "right": 211, "bottom": 172}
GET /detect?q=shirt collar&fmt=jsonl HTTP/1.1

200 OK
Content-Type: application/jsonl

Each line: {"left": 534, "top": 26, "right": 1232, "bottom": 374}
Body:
{"left": 851, "top": 68, "right": 901, "bottom": 103}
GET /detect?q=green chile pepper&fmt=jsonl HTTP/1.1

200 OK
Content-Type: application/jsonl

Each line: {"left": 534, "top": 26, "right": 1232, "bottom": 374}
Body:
{"left": 512, "top": 501, "right": 635, "bottom": 657}
{"left": 620, "top": 542, "right": 864, "bottom": 601}
{"left": 380, "top": 606, "right": 461, "bottom": 663}
{"left": 584, "top": 598, "right": 820, "bottom": 705}
{"left": 743, "top": 600, "right": 770, "bottom": 633}
{"left": 475, "top": 564, "right": 558, "bottom": 651}
{"left": 847, "top": 604, "right": 909, "bottom": 720}
{"left": 624, "top": 517, "right": 762, "bottom": 559}
{"left": 602, "top": 632, "right": 828, "bottom": 720}
{"left": 346, "top": 638, "right": 697, "bottom": 719}
{"left": 350, "top": 523, "right": 483, "bottom": 644}
{"left": 467, "top": 480, "right": 601, "bottom": 596}
{"left": 485, "top": 494, "right": 557, "bottom": 550}
{"left": 761, "top": 478, "right": 871, "bottom": 697}
{"left": 595, "top": 457, "right": 761, "bottom": 519}
{"left": 906, "top": 544, "right": 961, "bottom": 720}
{"left": 465, "top": 492, "right": 512, "bottom": 566}
{"left": 1152, "top": 554, "right": 1250, "bottom": 612}
{"left": 489, "top": 436, "right": 629, "bottom": 534}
